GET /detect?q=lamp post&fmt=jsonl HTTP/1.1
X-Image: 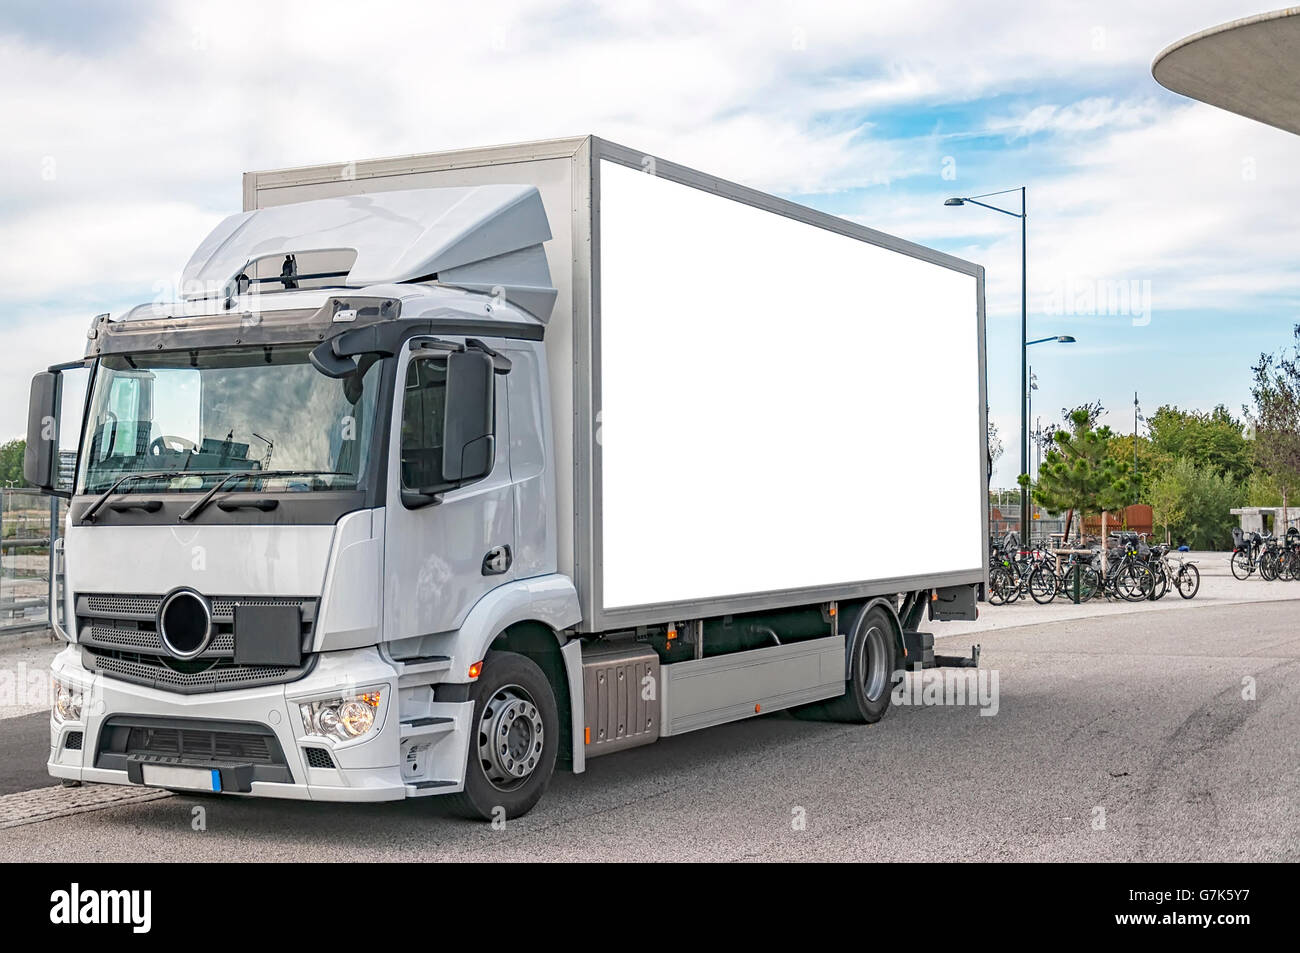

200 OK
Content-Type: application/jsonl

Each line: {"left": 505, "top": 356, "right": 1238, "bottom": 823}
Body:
{"left": 1021, "top": 336, "right": 1075, "bottom": 533}
{"left": 946, "top": 184, "right": 1076, "bottom": 544}
{"left": 1028, "top": 365, "right": 1037, "bottom": 514}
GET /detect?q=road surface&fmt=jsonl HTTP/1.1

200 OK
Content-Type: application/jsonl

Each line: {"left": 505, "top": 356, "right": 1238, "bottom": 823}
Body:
{"left": 0, "top": 593, "right": 1296, "bottom": 861}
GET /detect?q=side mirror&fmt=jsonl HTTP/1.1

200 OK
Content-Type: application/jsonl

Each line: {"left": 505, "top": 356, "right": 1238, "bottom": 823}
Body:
{"left": 24, "top": 371, "right": 60, "bottom": 492}
{"left": 400, "top": 349, "right": 496, "bottom": 509}
{"left": 442, "top": 349, "right": 495, "bottom": 483}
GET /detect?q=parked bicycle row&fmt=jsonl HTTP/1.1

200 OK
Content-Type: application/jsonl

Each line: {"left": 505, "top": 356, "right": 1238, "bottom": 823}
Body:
{"left": 988, "top": 531, "right": 1200, "bottom": 605}
{"left": 1229, "top": 526, "right": 1300, "bottom": 580}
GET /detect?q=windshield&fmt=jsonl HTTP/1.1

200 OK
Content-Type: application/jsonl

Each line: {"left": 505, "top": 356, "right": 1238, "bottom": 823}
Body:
{"left": 76, "top": 346, "right": 381, "bottom": 494}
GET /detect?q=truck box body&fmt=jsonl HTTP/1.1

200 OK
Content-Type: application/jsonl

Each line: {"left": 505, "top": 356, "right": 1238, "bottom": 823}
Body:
{"left": 245, "top": 136, "right": 988, "bottom": 632}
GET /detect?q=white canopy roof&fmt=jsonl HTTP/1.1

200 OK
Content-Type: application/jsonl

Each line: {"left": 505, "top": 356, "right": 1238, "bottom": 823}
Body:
{"left": 1153, "top": 7, "right": 1300, "bottom": 136}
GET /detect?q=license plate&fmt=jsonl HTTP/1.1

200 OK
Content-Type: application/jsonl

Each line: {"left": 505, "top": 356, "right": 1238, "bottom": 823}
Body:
{"left": 140, "top": 764, "right": 221, "bottom": 792}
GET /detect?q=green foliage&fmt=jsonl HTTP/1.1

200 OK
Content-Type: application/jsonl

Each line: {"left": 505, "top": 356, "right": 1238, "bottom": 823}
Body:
{"left": 1146, "top": 404, "right": 1252, "bottom": 484}
{"left": 1148, "top": 460, "right": 1187, "bottom": 543}
{"left": 1149, "top": 458, "right": 1245, "bottom": 550}
{"left": 0, "top": 439, "right": 27, "bottom": 487}
{"left": 1107, "top": 434, "right": 1169, "bottom": 502}
{"left": 1245, "top": 470, "right": 1284, "bottom": 507}
{"left": 1248, "top": 332, "right": 1300, "bottom": 514}
{"left": 1030, "top": 407, "right": 1132, "bottom": 519}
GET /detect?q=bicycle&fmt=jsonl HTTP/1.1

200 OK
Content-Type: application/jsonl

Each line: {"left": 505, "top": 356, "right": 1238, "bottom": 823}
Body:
{"left": 1030, "top": 548, "right": 1100, "bottom": 603}
{"left": 1231, "top": 528, "right": 1265, "bottom": 580}
{"left": 1160, "top": 546, "right": 1200, "bottom": 599}
{"left": 1258, "top": 533, "right": 1285, "bottom": 581}
{"left": 988, "top": 533, "right": 1053, "bottom": 605}
{"left": 1097, "top": 532, "right": 1156, "bottom": 602}
{"left": 1145, "top": 542, "right": 1200, "bottom": 600}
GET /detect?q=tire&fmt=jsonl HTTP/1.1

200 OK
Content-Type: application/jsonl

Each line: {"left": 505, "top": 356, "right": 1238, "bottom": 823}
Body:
{"left": 1117, "top": 563, "right": 1153, "bottom": 602}
{"left": 1230, "top": 550, "right": 1252, "bottom": 580}
{"left": 1260, "top": 553, "right": 1278, "bottom": 581}
{"left": 444, "top": 650, "right": 559, "bottom": 821}
{"left": 1176, "top": 564, "right": 1201, "bottom": 599}
{"left": 1148, "top": 564, "right": 1168, "bottom": 601}
{"left": 1062, "top": 564, "right": 1098, "bottom": 602}
{"left": 987, "top": 567, "right": 1013, "bottom": 605}
{"left": 794, "top": 604, "right": 898, "bottom": 724}
{"left": 1028, "top": 566, "right": 1057, "bottom": 604}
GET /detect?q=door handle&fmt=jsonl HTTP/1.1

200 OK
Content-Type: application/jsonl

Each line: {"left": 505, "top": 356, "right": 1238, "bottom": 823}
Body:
{"left": 482, "top": 545, "right": 512, "bottom": 576}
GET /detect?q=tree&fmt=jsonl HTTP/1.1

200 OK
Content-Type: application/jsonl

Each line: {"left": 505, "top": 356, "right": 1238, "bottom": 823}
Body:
{"left": 1107, "top": 433, "right": 1169, "bottom": 503}
{"left": 1062, "top": 400, "right": 1104, "bottom": 429}
{"left": 1146, "top": 404, "right": 1252, "bottom": 484}
{"left": 1028, "top": 406, "right": 1133, "bottom": 543}
{"left": 987, "top": 415, "right": 1004, "bottom": 467}
{"left": 1245, "top": 469, "right": 1284, "bottom": 507}
{"left": 1149, "top": 459, "right": 1244, "bottom": 550}
{"left": 0, "top": 439, "right": 26, "bottom": 487}
{"left": 1247, "top": 331, "right": 1300, "bottom": 529}
{"left": 1148, "top": 460, "right": 1188, "bottom": 545}
{"left": 986, "top": 411, "right": 1004, "bottom": 482}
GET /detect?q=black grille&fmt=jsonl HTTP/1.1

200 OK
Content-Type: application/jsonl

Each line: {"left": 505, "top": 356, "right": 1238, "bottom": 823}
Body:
{"left": 64, "top": 731, "right": 83, "bottom": 751}
{"left": 74, "top": 591, "right": 317, "bottom": 694}
{"left": 95, "top": 715, "right": 293, "bottom": 785}
{"left": 303, "top": 747, "right": 335, "bottom": 769}
{"left": 77, "top": 593, "right": 316, "bottom": 661}
{"left": 82, "top": 647, "right": 312, "bottom": 693}
{"left": 126, "top": 726, "right": 276, "bottom": 763}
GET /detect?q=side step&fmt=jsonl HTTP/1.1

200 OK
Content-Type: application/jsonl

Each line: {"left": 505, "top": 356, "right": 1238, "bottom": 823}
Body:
{"left": 400, "top": 716, "right": 456, "bottom": 744}
{"left": 404, "top": 779, "right": 460, "bottom": 797}
{"left": 396, "top": 655, "right": 454, "bottom": 688}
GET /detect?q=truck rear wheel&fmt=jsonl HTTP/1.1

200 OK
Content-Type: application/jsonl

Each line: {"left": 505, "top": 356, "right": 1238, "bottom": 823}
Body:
{"left": 445, "top": 650, "right": 558, "bottom": 821}
{"left": 794, "top": 604, "right": 898, "bottom": 724}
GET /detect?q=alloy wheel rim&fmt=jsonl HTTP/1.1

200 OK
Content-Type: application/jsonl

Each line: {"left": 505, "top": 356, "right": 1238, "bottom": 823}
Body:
{"left": 477, "top": 684, "right": 545, "bottom": 792}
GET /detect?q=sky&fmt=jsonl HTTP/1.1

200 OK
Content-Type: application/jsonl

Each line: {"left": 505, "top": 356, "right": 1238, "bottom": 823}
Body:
{"left": 2, "top": 0, "right": 1298, "bottom": 488}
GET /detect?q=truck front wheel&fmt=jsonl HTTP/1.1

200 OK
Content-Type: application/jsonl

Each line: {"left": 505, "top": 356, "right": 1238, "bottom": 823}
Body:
{"left": 446, "top": 650, "right": 559, "bottom": 821}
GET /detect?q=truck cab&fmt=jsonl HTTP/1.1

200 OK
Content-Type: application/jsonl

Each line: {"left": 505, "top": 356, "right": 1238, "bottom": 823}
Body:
{"left": 30, "top": 185, "right": 580, "bottom": 817}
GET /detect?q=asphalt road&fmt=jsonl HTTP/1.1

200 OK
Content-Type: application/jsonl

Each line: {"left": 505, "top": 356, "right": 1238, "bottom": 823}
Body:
{"left": 0, "top": 713, "right": 52, "bottom": 796}
{"left": 1, "top": 599, "right": 1296, "bottom": 861}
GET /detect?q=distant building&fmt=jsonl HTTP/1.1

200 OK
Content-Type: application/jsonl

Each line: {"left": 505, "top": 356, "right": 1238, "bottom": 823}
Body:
{"left": 1230, "top": 507, "right": 1300, "bottom": 536}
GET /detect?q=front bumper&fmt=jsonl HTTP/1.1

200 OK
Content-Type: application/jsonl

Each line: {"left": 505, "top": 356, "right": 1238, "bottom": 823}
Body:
{"left": 49, "top": 645, "right": 473, "bottom": 802}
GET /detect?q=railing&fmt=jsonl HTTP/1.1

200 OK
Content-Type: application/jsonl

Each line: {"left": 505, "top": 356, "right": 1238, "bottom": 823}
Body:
{"left": 989, "top": 505, "right": 1068, "bottom": 549}
{"left": 0, "top": 488, "right": 65, "bottom": 634}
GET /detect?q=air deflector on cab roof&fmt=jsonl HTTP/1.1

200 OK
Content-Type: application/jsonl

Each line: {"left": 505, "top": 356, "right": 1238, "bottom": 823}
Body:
{"left": 181, "top": 185, "right": 558, "bottom": 321}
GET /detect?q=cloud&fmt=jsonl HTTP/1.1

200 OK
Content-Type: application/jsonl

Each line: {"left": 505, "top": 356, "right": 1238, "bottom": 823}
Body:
{"left": 0, "top": 0, "right": 1296, "bottom": 463}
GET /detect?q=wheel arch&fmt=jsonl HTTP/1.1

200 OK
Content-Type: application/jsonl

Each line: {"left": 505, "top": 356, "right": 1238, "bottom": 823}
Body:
{"left": 840, "top": 596, "right": 906, "bottom": 673}
{"left": 488, "top": 620, "right": 584, "bottom": 774}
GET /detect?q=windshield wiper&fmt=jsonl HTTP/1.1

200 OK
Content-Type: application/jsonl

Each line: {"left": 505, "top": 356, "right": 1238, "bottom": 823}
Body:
{"left": 178, "top": 470, "right": 349, "bottom": 522}
{"left": 82, "top": 472, "right": 174, "bottom": 522}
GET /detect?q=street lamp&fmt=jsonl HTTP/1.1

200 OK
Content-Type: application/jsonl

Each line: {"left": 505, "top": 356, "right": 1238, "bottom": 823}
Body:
{"left": 1024, "top": 336, "right": 1077, "bottom": 524}
{"left": 945, "top": 187, "right": 1032, "bottom": 544}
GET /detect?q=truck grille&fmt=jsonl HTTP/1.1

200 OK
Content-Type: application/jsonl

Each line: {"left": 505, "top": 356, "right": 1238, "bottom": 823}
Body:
{"left": 77, "top": 592, "right": 317, "bottom": 693}
{"left": 83, "top": 648, "right": 312, "bottom": 692}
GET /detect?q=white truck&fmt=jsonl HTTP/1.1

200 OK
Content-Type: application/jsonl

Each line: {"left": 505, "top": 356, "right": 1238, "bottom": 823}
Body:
{"left": 25, "top": 136, "right": 988, "bottom": 818}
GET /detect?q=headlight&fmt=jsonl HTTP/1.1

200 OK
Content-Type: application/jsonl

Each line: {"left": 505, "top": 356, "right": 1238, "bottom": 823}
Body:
{"left": 299, "top": 689, "right": 382, "bottom": 742}
{"left": 53, "top": 677, "right": 83, "bottom": 722}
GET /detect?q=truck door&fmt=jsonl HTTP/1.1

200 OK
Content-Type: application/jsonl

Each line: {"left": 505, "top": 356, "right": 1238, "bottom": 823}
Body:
{"left": 382, "top": 338, "right": 516, "bottom": 643}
